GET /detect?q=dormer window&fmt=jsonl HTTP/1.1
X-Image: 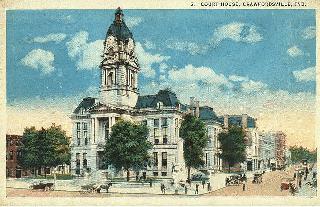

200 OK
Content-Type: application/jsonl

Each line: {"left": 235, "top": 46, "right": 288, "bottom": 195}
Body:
{"left": 157, "top": 102, "right": 163, "bottom": 109}
{"left": 80, "top": 107, "right": 85, "bottom": 115}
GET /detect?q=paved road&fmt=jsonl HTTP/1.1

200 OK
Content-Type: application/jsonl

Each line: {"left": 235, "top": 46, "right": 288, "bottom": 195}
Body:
{"left": 207, "top": 169, "right": 295, "bottom": 196}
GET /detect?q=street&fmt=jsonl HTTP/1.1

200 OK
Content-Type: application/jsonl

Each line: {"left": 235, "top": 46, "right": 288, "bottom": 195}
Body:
{"left": 7, "top": 167, "right": 316, "bottom": 197}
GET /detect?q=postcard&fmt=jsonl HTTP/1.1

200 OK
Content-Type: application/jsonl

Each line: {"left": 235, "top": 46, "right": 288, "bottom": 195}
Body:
{"left": 1, "top": 0, "right": 319, "bottom": 205}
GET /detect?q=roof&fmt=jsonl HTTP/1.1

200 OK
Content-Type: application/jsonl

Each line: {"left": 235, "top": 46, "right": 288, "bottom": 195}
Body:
{"left": 199, "top": 106, "right": 219, "bottom": 121}
{"left": 219, "top": 115, "right": 256, "bottom": 128}
{"left": 73, "top": 97, "right": 96, "bottom": 114}
{"left": 135, "top": 89, "right": 180, "bottom": 109}
{"left": 106, "top": 9, "right": 133, "bottom": 41}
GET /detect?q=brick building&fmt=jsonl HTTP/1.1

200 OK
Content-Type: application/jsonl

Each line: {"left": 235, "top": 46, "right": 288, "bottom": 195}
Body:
{"left": 6, "top": 135, "right": 30, "bottom": 178}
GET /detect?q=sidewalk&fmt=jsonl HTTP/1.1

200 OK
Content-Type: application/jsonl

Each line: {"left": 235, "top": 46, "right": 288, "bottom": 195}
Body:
{"left": 6, "top": 171, "right": 257, "bottom": 196}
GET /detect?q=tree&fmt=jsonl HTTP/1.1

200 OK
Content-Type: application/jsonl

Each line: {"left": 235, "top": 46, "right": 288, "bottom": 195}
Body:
{"left": 218, "top": 126, "right": 246, "bottom": 172}
{"left": 289, "top": 146, "right": 317, "bottom": 164}
{"left": 180, "top": 114, "right": 208, "bottom": 181}
{"left": 19, "top": 124, "right": 70, "bottom": 177}
{"left": 102, "top": 120, "right": 152, "bottom": 181}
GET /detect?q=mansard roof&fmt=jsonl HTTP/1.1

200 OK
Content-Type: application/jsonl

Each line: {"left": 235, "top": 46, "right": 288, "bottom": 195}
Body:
{"left": 73, "top": 97, "right": 96, "bottom": 114}
{"left": 199, "top": 106, "right": 219, "bottom": 121}
{"left": 135, "top": 89, "right": 180, "bottom": 109}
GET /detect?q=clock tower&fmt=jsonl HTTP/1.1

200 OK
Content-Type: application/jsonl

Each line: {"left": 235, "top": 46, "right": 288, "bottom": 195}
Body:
{"left": 99, "top": 8, "right": 139, "bottom": 108}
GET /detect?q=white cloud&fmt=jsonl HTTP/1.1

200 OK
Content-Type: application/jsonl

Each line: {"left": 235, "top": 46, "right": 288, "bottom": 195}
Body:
{"left": 292, "top": 66, "right": 316, "bottom": 82}
{"left": 167, "top": 40, "right": 208, "bottom": 55}
{"left": 301, "top": 26, "right": 316, "bottom": 40}
{"left": 287, "top": 46, "right": 303, "bottom": 57}
{"left": 125, "top": 16, "right": 143, "bottom": 28}
{"left": 21, "top": 49, "right": 55, "bottom": 74}
{"left": 168, "top": 64, "right": 230, "bottom": 86}
{"left": 241, "top": 80, "right": 267, "bottom": 93}
{"left": 143, "top": 40, "right": 156, "bottom": 50}
{"left": 135, "top": 42, "right": 170, "bottom": 78}
{"left": 33, "top": 33, "right": 67, "bottom": 43}
{"left": 66, "top": 31, "right": 104, "bottom": 70}
{"left": 229, "top": 75, "right": 249, "bottom": 82}
{"left": 211, "top": 22, "right": 263, "bottom": 46}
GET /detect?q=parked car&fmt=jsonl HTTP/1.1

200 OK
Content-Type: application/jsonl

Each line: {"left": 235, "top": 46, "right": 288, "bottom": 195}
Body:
{"left": 225, "top": 174, "right": 241, "bottom": 186}
{"left": 191, "top": 172, "right": 209, "bottom": 181}
{"left": 29, "top": 181, "right": 54, "bottom": 191}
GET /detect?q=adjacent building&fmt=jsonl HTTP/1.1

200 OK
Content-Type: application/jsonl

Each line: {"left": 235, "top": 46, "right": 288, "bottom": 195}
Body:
{"left": 6, "top": 135, "right": 30, "bottom": 178}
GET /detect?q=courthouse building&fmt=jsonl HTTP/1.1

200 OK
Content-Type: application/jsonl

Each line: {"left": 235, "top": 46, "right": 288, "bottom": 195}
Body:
{"left": 70, "top": 8, "right": 187, "bottom": 178}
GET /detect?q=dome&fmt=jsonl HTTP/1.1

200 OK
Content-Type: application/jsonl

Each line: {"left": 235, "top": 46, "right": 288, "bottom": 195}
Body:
{"left": 106, "top": 8, "right": 133, "bottom": 41}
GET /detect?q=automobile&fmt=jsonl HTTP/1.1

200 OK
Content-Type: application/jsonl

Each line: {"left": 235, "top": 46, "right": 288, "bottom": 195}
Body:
{"left": 29, "top": 181, "right": 54, "bottom": 191}
{"left": 225, "top": 174, "right": 241, "bottom": 186}
{"left": 280, "top": 178, "right": 295, "bottom": 191}
{"left": 191, "top": 172, "right": 209, "bottom": 181}
{"left": 252, "top": 173, "right": 263, "bottom": 184}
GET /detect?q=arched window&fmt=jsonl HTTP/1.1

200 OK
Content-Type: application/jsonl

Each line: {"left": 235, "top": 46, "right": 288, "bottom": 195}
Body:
{"left": 107, "top": 72, "right": 113, "bottom": 86}
{"left": 157, "top": 102, "right": 163, "bottom": 109}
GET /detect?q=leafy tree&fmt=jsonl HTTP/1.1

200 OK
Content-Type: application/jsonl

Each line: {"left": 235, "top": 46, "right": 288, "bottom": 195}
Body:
{"left": 19, "top": 124, "right": 70, "bottom": 177}
{"left": 218, "top": 126, "right": 246, "bottom": 172}
{"left": 289, "top": 146, "right": 317, "bottom": 164}
{"left": 102, "top": 120, "right": 152, "bottom": 181}
{"left": 180, "top": 114, "right": 208, "bottom": 181}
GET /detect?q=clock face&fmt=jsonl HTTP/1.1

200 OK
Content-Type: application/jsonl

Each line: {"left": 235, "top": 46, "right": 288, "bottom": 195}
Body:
{"left": 105, "top": 35, "right": 117, "bottom": 52}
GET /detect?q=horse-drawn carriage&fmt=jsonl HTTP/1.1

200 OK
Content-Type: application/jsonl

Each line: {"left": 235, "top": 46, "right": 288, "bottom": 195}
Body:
{"left": 29, "top": 181, "right": 54, "bottom": 191}
{"left": 252, "top": 173, "right": 263, "bottom": 184}
{"left": 81, "top": 182, "right": 112, "bottom": 193}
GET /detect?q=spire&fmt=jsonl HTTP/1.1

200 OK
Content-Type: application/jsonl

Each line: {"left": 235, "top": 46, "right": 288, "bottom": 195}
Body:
{"left": 115, "top": 7, "right": 123, "bottom": 24}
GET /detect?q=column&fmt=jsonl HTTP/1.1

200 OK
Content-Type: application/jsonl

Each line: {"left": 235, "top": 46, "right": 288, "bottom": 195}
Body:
{"left": 94, "top": 117, "right": 99, "bottom": 144}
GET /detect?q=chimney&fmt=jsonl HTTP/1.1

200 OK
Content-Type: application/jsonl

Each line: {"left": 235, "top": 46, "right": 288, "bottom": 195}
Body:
{"left": 242, "top": 114, "right": 248, "bottom": 129}
{"left": 195, "top": 101, "right": 200, "bottom": 118}
{"left": 223, "top": 115, "right": 229, "bottom": 128}
{"left": 190, "top": 97, "right": 195, "bottom": 107}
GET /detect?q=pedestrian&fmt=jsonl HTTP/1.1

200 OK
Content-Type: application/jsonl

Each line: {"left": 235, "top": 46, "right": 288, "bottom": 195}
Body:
{"left": 195, "top": 183, "right": 199, "bottom": 194}
{"left": 149, "top": 179, "right": 153, "bottom": 188}
{"left": 225, "top": 177, "right": 229, "bottom": 186}
{"left": 299, "top": 179, "right": 302, "bottom": 188}
{"left": 163, "top": 184, "right": 166, "bottom": 194}
{"left": 207, "top": 182, "right": 211, "bottom": 191}
{"left": 160, "top": 183, "right": 164, "bottom": 194}
{"left": 202, "top": 180, "right": 205, "bottom": 188}
{"left": 242, "top": 180, "right": 246, "bottom": 191}
{"left": 185, "top": 185, "right": 188, "bottom": 194}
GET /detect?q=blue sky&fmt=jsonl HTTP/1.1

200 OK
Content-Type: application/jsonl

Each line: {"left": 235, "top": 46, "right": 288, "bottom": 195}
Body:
{"left": 6, "top": 9, "right": 316, "bottom": 148}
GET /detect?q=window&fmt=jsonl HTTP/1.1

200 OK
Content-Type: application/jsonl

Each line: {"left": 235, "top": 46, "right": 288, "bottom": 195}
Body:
{"left": 153, "top": 172, "right": 158, "bottom": 176}
{"left": 83, "top": 123, "right": 88, "bottom": 145}
{"left": 157, "top": 102, "right": 163, "bottom": 109}
{"left": 105, "top": 125, "right": 109, "bottom": 140}
{"left": 154, "top": 138, "right": 159, "bottom": 144}
{"left": 76, "top": 122, "right": 81, "bottom": 146}
{"left": 142, "top": 120, "right": 147, "bottom": 126}
{"left": 154, "top": 119, "right": 159, "bottom": 128}
{"left": 9, "top": 151, "right": 14, "bottom": 160}
{"left": 84, "top": 131, "right": 88, "bottom": 145}
{"left": 162, "top": 152, "right": 167, "bottom": 169}
{"left": 153, "top": 152, "right": 158, "bottom": 167}
{"left": 107, "top": 72, "right": 113, "bottom": 86}
{"left": 83, "top": 153, "right": 87, "bottom": 169}
{"left": 162, "top": 127, "right": 168, "bottom": 144}
{"left": 205, "top": 153, "right": 208, "bottom": 166}
{"left": 161, "top": 118, "right": 168, "bottom": 127}
{"left": 161, "top": 172, "right": 167, "bottom": 176}
{"left": 154, "top": 128, "right": 159, "bottom": 138}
